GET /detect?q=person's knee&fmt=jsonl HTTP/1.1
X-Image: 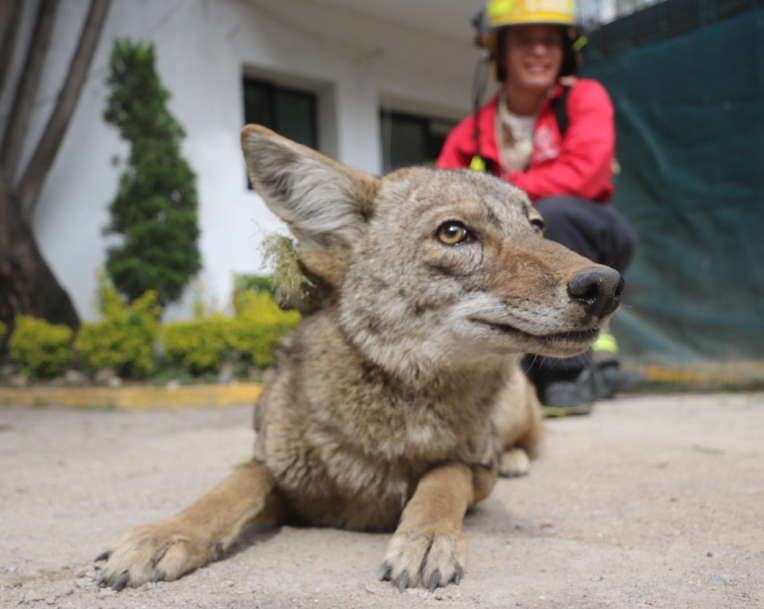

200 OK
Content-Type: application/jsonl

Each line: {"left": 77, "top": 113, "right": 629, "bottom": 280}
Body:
{"left": 534, "top": 196, "right": 579, "bottom": 227}
{"left": 604, "top": 210, "right": 637, "bottom": 273}
{"left": 534, "top": 196, "right": 587, "bottom": 245}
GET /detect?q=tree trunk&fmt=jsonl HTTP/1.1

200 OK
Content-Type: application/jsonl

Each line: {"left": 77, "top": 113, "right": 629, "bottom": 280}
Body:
{"left": 18, "top": 0, "right": 110, "bottom": 223}
{"left": 0, "top": 0, "right": 112, "bottom": 336}
{"left": 0, "top": 1, "right": 23, "bottom": 96}
{"left": 0, "top": 0, "right": 60, "bottom": 182}
{"left": 0, "top": 177, "right": 80, "bottom": 332}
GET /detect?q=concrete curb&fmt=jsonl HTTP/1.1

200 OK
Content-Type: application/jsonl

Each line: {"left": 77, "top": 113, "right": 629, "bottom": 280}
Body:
{"left": 642, "top": 363, "right": 764, "bottom": 385}
{"left": 0, "top": 383, "right": 264, "bottom": 410}
{"left": 1, "top": 362, "right": 761, "bottom": 411}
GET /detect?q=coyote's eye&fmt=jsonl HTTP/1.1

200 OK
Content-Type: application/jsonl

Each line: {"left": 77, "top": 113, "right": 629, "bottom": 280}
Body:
{"left": 436, "top": 221, "right": 471, "bottom": 245}
{"left": 530, "top": 218, "right": 545, "bottom": 237}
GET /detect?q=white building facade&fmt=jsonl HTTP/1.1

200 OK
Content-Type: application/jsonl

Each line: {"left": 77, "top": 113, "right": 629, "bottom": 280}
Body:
{"left": 3, "top": 0, "right": 492, "bottom": 320}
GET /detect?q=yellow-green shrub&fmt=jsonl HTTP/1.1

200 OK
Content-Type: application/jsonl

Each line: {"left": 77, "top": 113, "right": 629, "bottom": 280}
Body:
{"left": 8, "top": 316, "right": 73, "bottom": 378}
{"left": 163, "top": 313, "right": 232, "bottom": 375}
{"left": 75, "top": 276, "right": 161, "bottom": 378}
{"left": 228, "top": 291, "right": 300, "bottom": 367}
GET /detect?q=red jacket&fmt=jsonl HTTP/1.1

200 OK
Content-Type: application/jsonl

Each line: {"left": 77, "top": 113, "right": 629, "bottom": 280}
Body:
{"left": 436, "top": 80, "right": 615, "bottom": 203}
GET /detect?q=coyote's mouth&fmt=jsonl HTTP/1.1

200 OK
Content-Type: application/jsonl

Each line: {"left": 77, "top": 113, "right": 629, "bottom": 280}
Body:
{"left": 471, "top": 319, "right": 600, "bottom": 345}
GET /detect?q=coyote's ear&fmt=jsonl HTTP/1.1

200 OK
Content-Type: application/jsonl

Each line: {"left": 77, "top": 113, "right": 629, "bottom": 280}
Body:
{"left": 241, "top": 125, "right": 379, "bottom": 257}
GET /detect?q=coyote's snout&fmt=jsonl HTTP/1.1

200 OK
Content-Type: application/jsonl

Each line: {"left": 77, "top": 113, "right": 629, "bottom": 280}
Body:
{"left": 97, "top": 126, "right": 621, "bottom": 592}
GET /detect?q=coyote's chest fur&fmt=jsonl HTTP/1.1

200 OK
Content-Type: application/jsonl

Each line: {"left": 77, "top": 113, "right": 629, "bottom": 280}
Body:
{"left": 255, "top": 311, "right": 510, "bottom": 531}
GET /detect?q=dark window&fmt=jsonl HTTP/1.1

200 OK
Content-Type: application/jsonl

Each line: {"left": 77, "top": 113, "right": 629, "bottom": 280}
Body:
{"left": 243, "top": 77, "right": 318, "bottom": 187}
{"left": 380, "top": 110, "right": 457, "bottom": 173}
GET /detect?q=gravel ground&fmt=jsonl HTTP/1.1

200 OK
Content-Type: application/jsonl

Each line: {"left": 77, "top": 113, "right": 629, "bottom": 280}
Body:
{"left": 1, "top": 392, "right": 762, "bottom": 608}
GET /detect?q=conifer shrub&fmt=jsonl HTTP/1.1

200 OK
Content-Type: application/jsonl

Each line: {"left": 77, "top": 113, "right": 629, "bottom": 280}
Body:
{"left": 9, "top": 316, "right": 73, "bottom": 378}
{"left": 103, "top": 39, "right": 201, "bottom": 307}
{"left": 75, "top": 273, "right": 162, "bottom": 378}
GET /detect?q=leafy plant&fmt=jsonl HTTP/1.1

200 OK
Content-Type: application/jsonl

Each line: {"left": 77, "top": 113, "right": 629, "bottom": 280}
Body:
{"left": 228, "top": 291, "right": 300, "bottom": 367}
{"left": 75, "top": 273, "right": 162, "bottom": 378}
{"left": 163, "top": 313, "right": 232, "bottom": 376}
{"left": 103, "top": 39, "right": 201, "bottom": 307}
{"left": 8, "top": 316, "right": 73, "bottom": 378}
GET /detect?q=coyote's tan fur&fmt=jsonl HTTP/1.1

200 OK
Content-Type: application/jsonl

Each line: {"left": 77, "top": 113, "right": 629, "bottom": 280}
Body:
{"left": 97, "top": 126, "right": 623, "bottom": 592}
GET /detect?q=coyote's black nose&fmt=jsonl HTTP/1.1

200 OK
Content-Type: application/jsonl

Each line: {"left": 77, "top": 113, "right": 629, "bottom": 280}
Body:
{"left": 568, "top": 268, "right": 624, "bottom": 319}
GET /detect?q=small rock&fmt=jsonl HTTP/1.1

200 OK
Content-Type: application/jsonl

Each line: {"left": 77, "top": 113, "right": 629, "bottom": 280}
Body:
{"left": 94, "top": 368, "right": 116, "bottom": 385}
{"left": 217, "top": 362, "right": 234, "bottom": 384}
{"left": 9, "top": 375, "right": 28, "bottom": 388}
{"left": 166, "top": 379, "right": 181, "bottom": 390}
{"left": 64, "top": 369, "right": 88, "bottom": 386}
{"left": 0, "top": 363, "right": 17, "bottom": 379}
{"left": 107, "top": 376, "right": 123, "bottom": 388}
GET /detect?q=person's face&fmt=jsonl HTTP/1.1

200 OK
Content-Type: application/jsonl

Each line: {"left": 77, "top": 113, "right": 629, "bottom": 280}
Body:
{"left": 502, "top": 24, "right": 564, "bottom": 92}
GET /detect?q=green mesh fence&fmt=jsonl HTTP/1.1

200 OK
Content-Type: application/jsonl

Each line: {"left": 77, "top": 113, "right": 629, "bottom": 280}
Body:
{"left": 582, "top": 7, "right": 764, "bottom": 377}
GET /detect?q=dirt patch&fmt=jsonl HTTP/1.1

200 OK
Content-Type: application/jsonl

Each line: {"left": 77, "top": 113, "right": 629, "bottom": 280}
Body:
{"left": 1, "top": 393, "right": 762, "bottom": 608}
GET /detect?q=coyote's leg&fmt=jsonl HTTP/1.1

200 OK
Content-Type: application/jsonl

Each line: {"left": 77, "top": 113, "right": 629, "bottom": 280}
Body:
{"left": 497, "top": 372, "right": 544, "bottom": 478}
{"left": 380, "top": 461, "right": 495, "bottom": 591}
{"left": 97, "top": 462, "right": 285, "bottom": 589}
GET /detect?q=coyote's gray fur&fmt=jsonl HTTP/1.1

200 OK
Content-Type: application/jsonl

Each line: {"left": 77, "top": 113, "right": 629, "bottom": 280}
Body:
{"left": 97, "top": 125, "right": 622, "bottom": 592}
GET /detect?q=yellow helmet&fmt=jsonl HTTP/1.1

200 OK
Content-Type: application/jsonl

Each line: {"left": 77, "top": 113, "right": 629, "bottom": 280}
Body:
{"left": 474, "top": 0, "right": 582, "bottom": 79}
{"left": 485, "top": 0, "right": 577, "bottom": 29}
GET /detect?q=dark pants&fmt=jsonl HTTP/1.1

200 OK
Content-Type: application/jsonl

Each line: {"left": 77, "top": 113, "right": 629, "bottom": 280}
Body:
{"left": 523, "top": 196, "right": 636, "bottom": 387}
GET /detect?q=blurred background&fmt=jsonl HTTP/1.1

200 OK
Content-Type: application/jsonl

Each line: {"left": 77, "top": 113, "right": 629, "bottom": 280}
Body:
{"left": 1, "top": 0, "right": 762, "bottom": 384}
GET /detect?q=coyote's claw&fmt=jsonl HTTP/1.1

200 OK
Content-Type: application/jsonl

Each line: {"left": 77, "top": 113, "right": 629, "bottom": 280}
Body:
{"left": 94, "top": 550, "right": 111, "bottom": 562}
{"left": 428, "top": 571, "right": 441, "bottom": 593}
{"left": 111, "top": 572, "right": 130, "bottom": 591}
{"left": 454, "top": 565, "right": 463, "bottom": 585}
{"left": 398, "top": 571, "right": 409, "bottom": 592}
{"left": 378, "top": 562, "right": 392, "bottom": 581}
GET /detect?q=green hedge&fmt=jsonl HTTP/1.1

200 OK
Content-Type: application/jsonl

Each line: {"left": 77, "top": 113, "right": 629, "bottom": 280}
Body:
{"left": 164, "top": 291, "right": 300, "bottom": 374}
{"left": 75, "top": 276, "right": 162, "bottom": 378}
{"left": 3, "top": 277, "right": 300, "bottom": 381}
{"left": 228, "top": 291, "right": 300, "bottom": 367}
{"left": 8, "top": 316, "right": 74, "bottom": 378}
{"left": 163, "top": 313, "right": 231, "bottom": 376}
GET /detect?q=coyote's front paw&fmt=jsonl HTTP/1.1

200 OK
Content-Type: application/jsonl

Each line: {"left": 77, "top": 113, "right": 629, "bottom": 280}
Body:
{"left": 96, "top": 520, "right": 218, "bottom": 590}
{"left": 380, "top": 523, "right": 467, "bottom": 592}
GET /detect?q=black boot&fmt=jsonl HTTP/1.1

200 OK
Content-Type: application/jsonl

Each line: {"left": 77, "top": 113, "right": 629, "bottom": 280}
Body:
{"left": 537, "top": 366, "right": 604, "bottom": 417}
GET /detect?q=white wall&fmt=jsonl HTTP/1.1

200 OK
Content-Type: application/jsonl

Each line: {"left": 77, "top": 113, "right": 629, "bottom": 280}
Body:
{"left": 2, "top": 0, "right": 483, "bottom": 320}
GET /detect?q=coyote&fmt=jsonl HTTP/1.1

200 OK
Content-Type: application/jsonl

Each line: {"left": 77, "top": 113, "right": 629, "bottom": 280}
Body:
{"left": 97, "top": 126, "right": 622, "bottom": 592}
